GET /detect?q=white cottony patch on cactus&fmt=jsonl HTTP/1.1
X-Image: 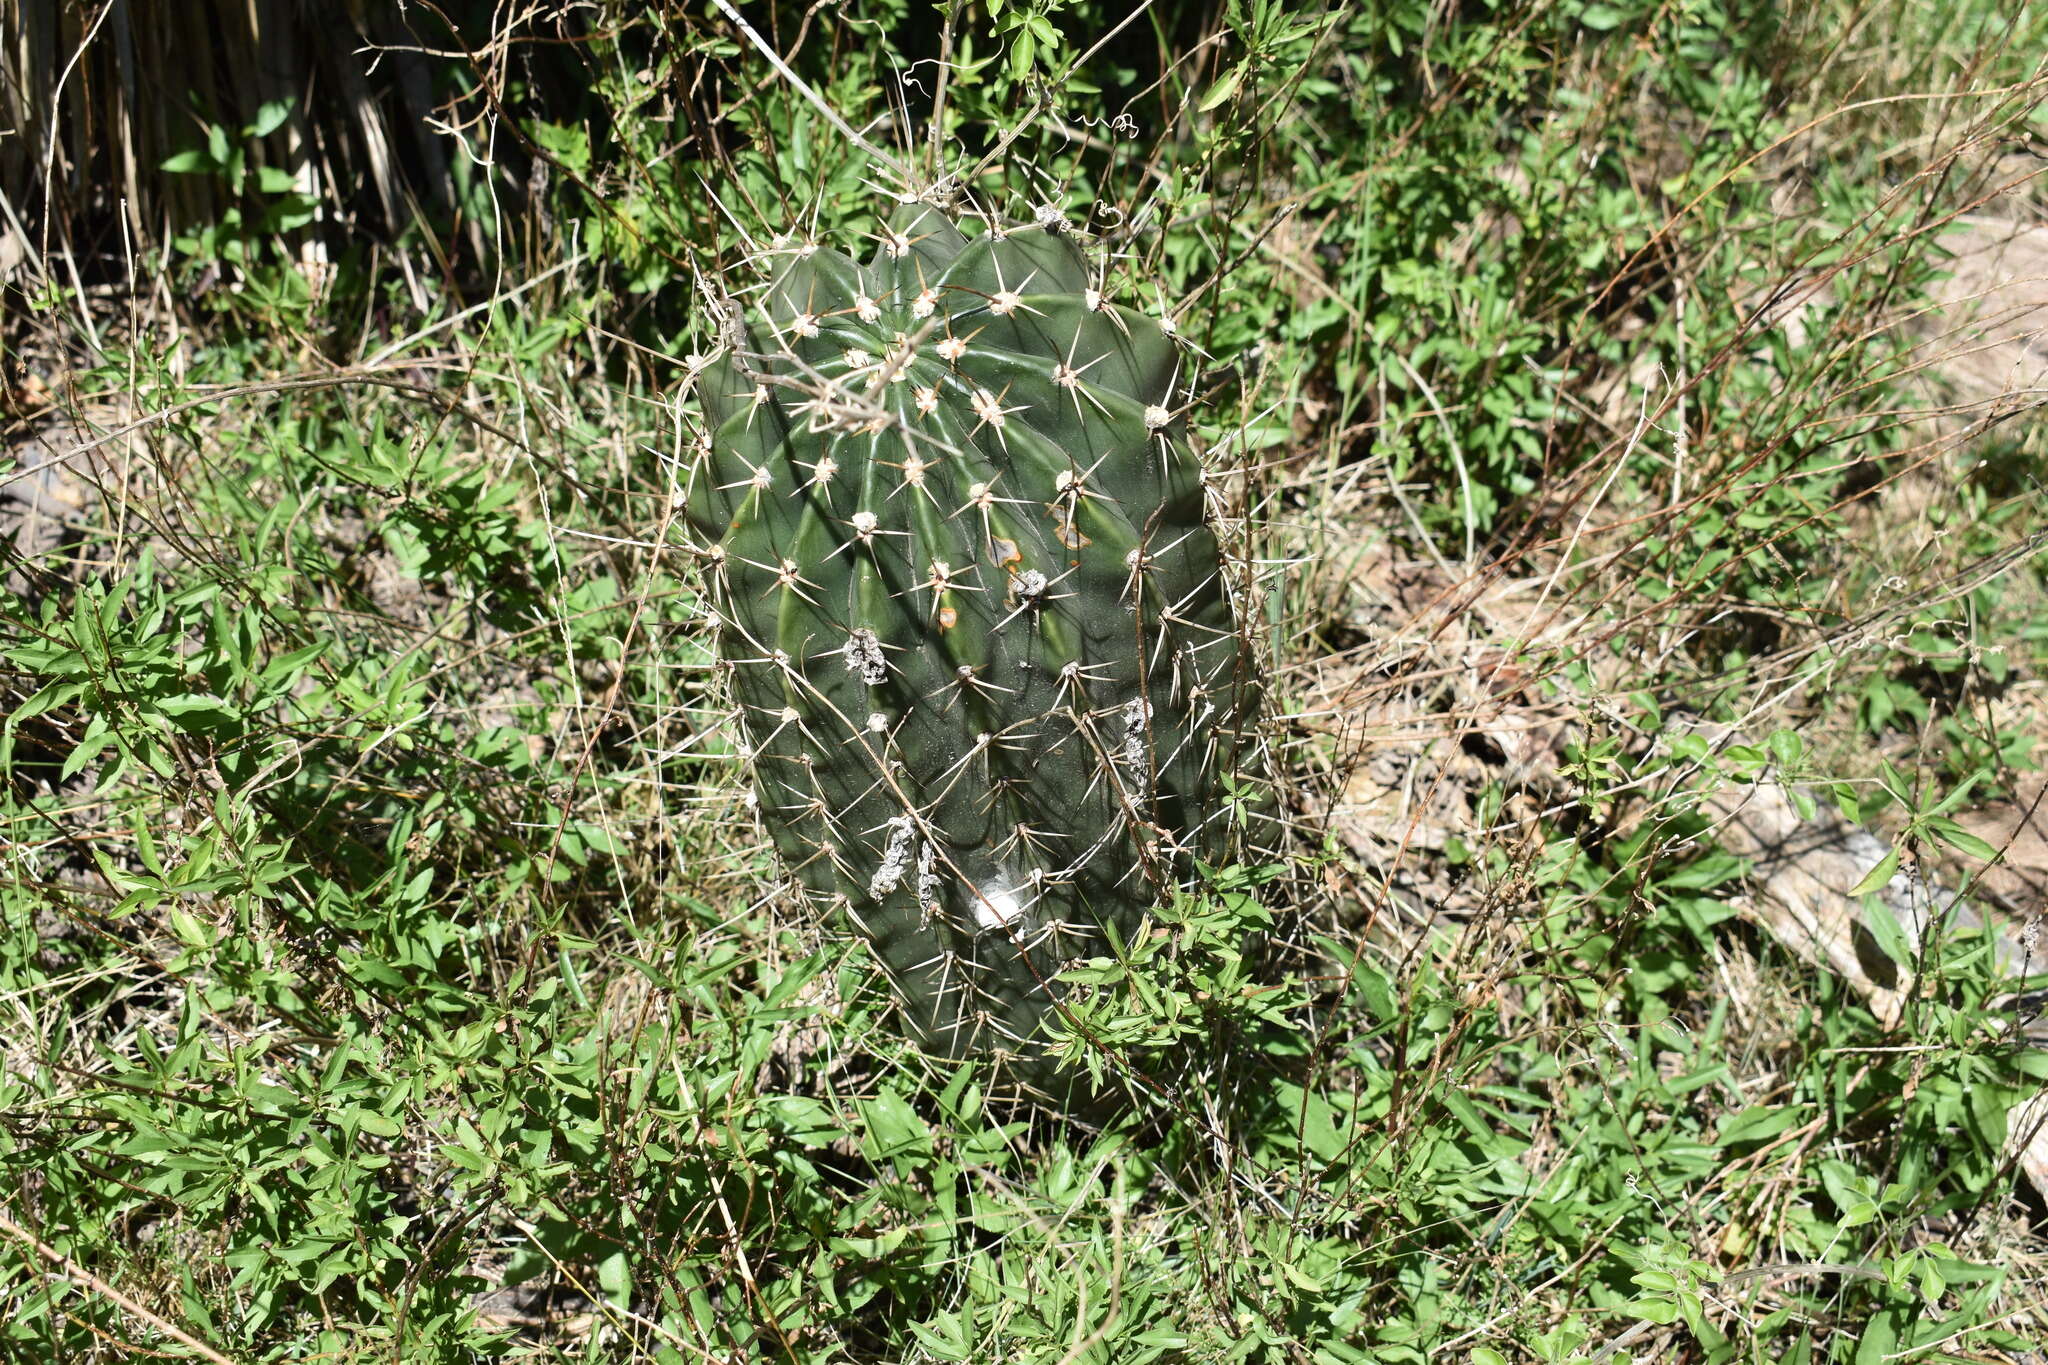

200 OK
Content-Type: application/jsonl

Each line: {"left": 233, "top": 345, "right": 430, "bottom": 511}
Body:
{"left": 915, "top": 841, "right": 940, "bottom": 917}
{"left": 912, "top": 287, "right": 940, "bottom": 318}
{"left": 1143, "top": 405, "right": 1171, "bottom": 430}
{"left": 1016, "top": 569, "right": 1049, "bottom": 599}
{"left": 870, "top": 816, "right": 915, "bottom": 897}
{"left": 914, "top": 385, "right": 940, "bottom": 417}
{"left": 792, "top": 312, "right": 821, "bottom": 338}
{"left": 850, "top": 509, "right": 879, "bottom": 538}
{"left": 843, "top": 347, "right": 874, "bottom": 371}
{"left": 810, "top": 456, "right": 838, "bottom": 487}
{"left": 972, "top": 877, "right": 1028, "bottom": 934}
{"left": 1121, "top": 698, "right": 1152, "bottom": 791}
{"left": 990, "top": 290, "right": 1022, "bottom": 316}
{"left": 936, "top": 335, "right": 969, "bottom": 363}
{"left": 1084, "top": 288, "right": 1103, "bottom": 311}
{"left": 845, "top": 628, "right": 888, "bottom": 684}
{"left": 866, "top": 711, "right": 890, "bottom": 732}
{"left": 854, "top": 293, "right": 882, "bottom": 323}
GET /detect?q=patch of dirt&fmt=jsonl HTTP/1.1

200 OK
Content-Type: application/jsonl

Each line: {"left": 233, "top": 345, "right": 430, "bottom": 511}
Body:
{"left": 1944, "top": 774, "right": 2048, "bottom": 915}
{"left": 468, "top": 1263, "right": 601, "bottom": 1341}
{"left": 1296, "top": 537, "right": 1584, "bottom": 926}
{"left": 1907, "top": 212, "right": 2048, "bottom": 411}
{"left": 2, "top": 412, "right": 102, "bottom": 599}
{"left": 1594, "top": 190, "right": 2048, "bottom": 439}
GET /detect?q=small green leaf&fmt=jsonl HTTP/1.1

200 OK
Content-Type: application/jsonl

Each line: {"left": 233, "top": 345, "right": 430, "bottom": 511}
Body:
{"left": 10, "top": 679, "right": 84, "bottom": 726}
{"left": 574, "top": 821, "right": 624, "bottom": 857}
{"left": 60, "top": 728, "right": 115, "bottom": 781}
{"left": 1922, "top": 818, "right": 1998, "bottom": 861}
{"left": 1200, "top": 61, "right": 1248, "bottom": 112}
{"left": 1279, "top": 1261, "right": 1326, "bottom": 1293}
{"left": 1717, "top": 1105, "right": 1805, "bottom": 1146}
{"left": 350, "top": 1109, "right": 402, "bottom": 1138}
{"left": 250, "top": 100, "right": 293, "bottom": 139}
{"left": 596, "top": 1249, "right": 632, "bottom": 1308}
{"left": 167, "top": 905, "right": 213, "bottom": 949}
{"left": 1623, "top": 1295, "right": 1680, "bottom": 1324}
{"left": 1927, "top": 771, "right": 1984, "bottom": 817}
{"left": 1847, "top": 849, "right": 1900, "bottom": 897}
{"left": 261, "top": 641, "right": 329, "bottom": 682}
{"left": 1864, "top": 898, "right": 1912, "bottom": 969}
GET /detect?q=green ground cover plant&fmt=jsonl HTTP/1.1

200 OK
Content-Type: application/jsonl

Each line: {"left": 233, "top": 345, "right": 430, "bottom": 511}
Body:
{"left": 2, "top": 1, "right": 2046, "bottom": 1361}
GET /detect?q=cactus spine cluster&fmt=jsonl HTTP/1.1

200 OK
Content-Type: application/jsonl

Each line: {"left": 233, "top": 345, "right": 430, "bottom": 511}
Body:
{"left": 688, "top": 196, "right": 1251, "bottom": 1088}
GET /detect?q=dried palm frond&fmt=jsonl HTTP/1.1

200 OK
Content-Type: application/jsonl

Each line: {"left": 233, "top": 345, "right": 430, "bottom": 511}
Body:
{"left": 0, "top": 0, "right": 497, "bottom": 278}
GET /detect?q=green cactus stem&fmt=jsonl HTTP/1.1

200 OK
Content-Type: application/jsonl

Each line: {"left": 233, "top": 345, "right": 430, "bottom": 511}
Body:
{"left": 687, "top": 198, "right": 1254, "bottom": 1092}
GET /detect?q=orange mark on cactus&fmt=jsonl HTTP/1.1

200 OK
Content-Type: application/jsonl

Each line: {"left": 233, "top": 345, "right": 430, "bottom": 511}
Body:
{"left": 992, "top": 537, "right": 1022, "bottom": 568}
{"left": 938, "top": 606, "right": 959, "bottom": 630}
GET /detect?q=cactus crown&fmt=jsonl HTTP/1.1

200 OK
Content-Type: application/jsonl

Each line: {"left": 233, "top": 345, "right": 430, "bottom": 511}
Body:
{"left": 688, "top": 197, "right": 1253, "bottom": 1092}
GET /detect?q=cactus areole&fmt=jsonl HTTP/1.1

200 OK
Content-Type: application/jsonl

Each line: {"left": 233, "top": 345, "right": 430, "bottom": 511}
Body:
{"left": 688, "top": 200, "right": 1252, "bottom": 1090}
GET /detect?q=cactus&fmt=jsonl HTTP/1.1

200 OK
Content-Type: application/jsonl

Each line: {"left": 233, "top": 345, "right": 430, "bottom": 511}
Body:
{"left": 687, "top": 198, "right": 1252, "bottom": 1092}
